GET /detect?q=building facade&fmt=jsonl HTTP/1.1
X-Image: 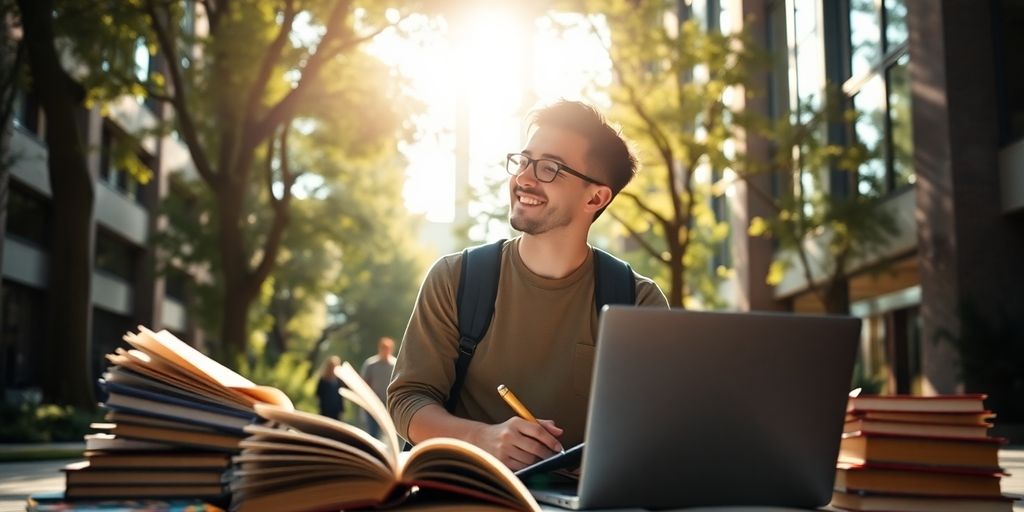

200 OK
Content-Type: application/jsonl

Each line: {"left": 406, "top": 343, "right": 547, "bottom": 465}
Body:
{"left": 713, "top": 0, "right": 1024, "bottom": 406}
{"left": 1, "top": 90, "right": 199, "bottom": 401}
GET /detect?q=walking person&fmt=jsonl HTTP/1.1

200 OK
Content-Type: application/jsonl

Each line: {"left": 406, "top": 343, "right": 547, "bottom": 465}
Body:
{"left": 361, "top": 337, "right": 397, "bottom": 439}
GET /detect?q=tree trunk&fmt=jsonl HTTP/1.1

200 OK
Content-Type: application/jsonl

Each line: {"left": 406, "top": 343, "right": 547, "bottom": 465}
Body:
{"left": 216, "top": 174, "right": 252, "bottom": 358}
{"left": 19, "top": 0, "right": 95, "bottom": 407}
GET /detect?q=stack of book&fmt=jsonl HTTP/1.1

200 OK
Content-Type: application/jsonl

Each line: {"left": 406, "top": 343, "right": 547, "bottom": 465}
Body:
{"left": 832, "top": 394, "right": 1015, "bottom": 512}
{"left": 64, "top": 327, "right": 293, "bottom": 503}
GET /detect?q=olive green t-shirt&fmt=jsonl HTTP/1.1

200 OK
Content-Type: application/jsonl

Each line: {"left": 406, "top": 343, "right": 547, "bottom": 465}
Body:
{"left": 387, "top": 238, "right": 668, "bottom": 447}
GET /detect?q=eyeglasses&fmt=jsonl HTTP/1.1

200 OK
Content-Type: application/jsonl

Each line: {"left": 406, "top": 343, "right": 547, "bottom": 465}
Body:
{"left": 506, "top": 153, "right": 607, "bottom": 187}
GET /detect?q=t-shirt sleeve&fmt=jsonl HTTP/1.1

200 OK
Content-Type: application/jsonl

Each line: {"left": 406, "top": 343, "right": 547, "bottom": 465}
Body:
{"left": 387, "top": 254, "right": 462, "bottom": 442}
{"left": 634, "top": 273, "right": 669, "bottom": 308}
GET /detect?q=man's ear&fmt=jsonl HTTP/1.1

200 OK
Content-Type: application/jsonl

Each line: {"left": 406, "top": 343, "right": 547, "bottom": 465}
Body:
{"left": 584, "top": 186, "right": 613, "bottom": 214}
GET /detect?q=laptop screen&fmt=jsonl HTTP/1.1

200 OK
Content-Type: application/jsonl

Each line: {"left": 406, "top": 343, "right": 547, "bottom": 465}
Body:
{"left": 528, "top": 307, "right": 859, "bottom": 510}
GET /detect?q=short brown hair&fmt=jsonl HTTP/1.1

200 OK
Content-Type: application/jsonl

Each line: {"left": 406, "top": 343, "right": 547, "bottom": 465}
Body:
{"left": 528, "top": 100, "right": 638, "bottom": 220}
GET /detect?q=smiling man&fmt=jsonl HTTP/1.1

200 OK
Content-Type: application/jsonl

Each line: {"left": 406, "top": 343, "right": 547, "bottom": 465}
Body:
{"left": 387, "top": 100, "right": 668, "bottom": 470}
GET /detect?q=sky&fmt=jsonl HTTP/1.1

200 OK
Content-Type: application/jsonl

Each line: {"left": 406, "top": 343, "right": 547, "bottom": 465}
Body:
{"left": 366, "top": 7, "right": 612, "bottom": 227}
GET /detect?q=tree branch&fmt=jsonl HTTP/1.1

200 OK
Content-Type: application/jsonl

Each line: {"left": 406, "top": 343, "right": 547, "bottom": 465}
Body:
{"left": 252, "top": 0, "right": 399, "bottom": 143}
{"left": 145, "top": 0, "right": 218, "bottom": 186}
{"left": 252, "top": 122, "right": 294, "bottom": 288}
{"left": 619, "top": 190, "right": 671, "bottom": 228}
{"left": 243, "top": 0, "right": 296, "bottom": 131}
{"left": 589, "top": 13, "right": 684, "bottom": 221}
{"left": 609, "top": 210, "right": 671, "bottom": 265}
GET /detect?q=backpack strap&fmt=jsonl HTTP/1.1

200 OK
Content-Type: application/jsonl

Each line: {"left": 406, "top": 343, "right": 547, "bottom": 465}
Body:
{"left": 592, "top": 247, "right": 636, "bottom": 314}
{"left": 445, "top": 239, "right": 506, "bottom": 413}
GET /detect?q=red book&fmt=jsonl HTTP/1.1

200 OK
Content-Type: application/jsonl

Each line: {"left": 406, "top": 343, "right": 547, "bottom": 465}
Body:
{"left": 847, "top": 394, "right": 987, "bottom": 414}
{"left": 835, "top": 461, "right": 1005, "bottom": 497}
{"left": 830, "top": 490, "right": 1015, "bottom": 512}
{"left": 839, "top": 432, "right": 1005, "bottom": 469}
{"left": 843, "top": 417, "right": 992, "bottom": 439}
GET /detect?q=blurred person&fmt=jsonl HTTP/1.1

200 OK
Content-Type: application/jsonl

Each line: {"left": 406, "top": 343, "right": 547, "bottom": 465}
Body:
{"left": 361, "top": 337, "right": 397, "bottom": 439}
{"left": 316, "top": 355, "right": 345, "bottom": 420}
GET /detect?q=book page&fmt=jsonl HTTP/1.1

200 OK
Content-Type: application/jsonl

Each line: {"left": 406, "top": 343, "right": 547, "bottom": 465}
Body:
{"left": 334, "top": 362, "right": 401, "bottom": 462}
{"left": 107, "top": 349, "right": 251, "bottom": 408}
{"left": 241, "top": 423, "right": 392, "bottom": 479}
{"left": 125, "top": 327, "right": 293, "bottom": 409}
{"left": 252, "top": 404, "right": 394, "bottom": 472}
{"left": 402, "top": 437, "right": 540, "bottom": 512}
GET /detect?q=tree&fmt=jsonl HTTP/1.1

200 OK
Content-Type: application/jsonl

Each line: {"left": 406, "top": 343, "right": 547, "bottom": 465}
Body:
{"left": 17, "top": 0, "right": 96, "bottom": 407}
{"left": 560, "top": 1, "right": 755, "bottom": 308}
{"left": 742, "top": 88, "right": 901, "bottom": 314}
{"left": 89, "top": 0, "right": 421, "bottom": 356}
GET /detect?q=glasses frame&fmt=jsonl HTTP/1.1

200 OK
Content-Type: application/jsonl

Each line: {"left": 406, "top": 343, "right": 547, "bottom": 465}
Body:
{"left": 506, "top": 153, "right": 608, "bottom": 187}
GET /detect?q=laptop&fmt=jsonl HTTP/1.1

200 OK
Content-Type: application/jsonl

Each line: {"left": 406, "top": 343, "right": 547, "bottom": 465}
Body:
{"left": 524, "top": 307, "right": 860, "bottom": 510}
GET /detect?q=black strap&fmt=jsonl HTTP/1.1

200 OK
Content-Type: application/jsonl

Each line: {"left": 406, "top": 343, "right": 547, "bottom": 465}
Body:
{"left": 592, "top": 247, "right": 635, "bottom": 315}
{"left": 445, "top": 239, "right": 505, "bottom": 412}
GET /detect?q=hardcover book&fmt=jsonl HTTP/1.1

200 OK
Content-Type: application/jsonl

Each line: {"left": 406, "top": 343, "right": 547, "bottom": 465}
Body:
{"left": 230, "top": 362, "right": 541, "bottom": 512}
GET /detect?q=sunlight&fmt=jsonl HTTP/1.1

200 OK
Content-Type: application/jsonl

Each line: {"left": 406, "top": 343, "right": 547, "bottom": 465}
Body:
{"left": 368, "top": 8, "right": 611, "bottom": 230}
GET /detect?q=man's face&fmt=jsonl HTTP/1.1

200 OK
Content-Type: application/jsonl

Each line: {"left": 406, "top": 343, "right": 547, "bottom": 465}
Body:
{"left": 508, "top": 126, "right": 596, "bottom": 235}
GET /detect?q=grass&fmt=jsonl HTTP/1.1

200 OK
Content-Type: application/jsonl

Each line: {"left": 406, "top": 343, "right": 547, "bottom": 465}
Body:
{"left": 0, "top": 448, "right": 85, "bottom": 463}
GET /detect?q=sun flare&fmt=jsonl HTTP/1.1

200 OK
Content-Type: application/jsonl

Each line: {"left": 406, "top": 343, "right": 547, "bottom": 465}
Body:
{"left": 368, "top": 8, "right": 611, "bottom": 229}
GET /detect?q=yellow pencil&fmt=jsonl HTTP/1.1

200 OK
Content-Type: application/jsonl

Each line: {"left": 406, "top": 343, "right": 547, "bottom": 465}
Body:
{"left": 497, "top": 384, "right": 539, "bottom": 423}
{"left": 497, "top": 384, "right": 564, "bottom": 454}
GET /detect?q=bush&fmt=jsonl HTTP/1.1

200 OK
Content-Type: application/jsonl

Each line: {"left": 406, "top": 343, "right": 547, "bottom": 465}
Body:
{"left": 0, "top": 402, "right": 102, "bottom": 443}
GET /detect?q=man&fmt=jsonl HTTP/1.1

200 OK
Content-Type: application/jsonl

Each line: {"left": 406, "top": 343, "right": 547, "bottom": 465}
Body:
{"left": 388, "top": 100, "right": 668, "bottom": 470}
{"left": 360, "top": 336, "right": 397, "bottom": 439}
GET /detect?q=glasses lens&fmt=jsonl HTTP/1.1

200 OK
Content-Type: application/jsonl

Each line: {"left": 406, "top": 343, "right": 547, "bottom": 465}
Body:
{"left": 507, "top": 154, "right": 527, "bottom": 176}
{"left": 535, "top": 160, "right": 560, "bottom": 182}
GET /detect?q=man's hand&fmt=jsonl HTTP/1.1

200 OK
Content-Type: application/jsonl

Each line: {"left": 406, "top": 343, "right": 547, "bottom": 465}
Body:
{"left": 471, "top": 417, "right": 564, "bottom": 470}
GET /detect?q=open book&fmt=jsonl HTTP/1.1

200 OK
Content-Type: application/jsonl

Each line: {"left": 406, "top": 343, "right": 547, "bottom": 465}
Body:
{"left": 231, "top": 362, "right": 541, "bottom": 512}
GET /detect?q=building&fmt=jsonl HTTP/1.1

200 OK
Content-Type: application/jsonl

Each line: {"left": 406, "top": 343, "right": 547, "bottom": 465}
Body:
{"left": 1, "top": 87, "right": 200, "bottom": 401}
{"left": 711, "top": 0, "right": 1023, "bottom": 409}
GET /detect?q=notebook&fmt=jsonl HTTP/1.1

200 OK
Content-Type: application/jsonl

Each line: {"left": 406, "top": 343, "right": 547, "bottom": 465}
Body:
{"left": 524, "top": 307, "right": 860, "bottom": 510}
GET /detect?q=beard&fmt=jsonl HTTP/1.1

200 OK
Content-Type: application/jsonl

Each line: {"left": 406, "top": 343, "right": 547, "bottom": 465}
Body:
{"left": 509, "top": 203, "right": 573, "bottom": 235}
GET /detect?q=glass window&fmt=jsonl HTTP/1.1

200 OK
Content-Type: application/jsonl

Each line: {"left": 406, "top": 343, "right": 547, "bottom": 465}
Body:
{"left": 792, "top": 0, "right": 824, "bottom": 117}
{"left": 6, "top": 182, "right": 50, "bottom": 247}
{"left": 853, "top": 75, "right": 888, "bottom": 196}
{"left": 1, "top": 281, "right": 47, "bottom": 389}
{"left": 98, "top": 122, "right": 153, "bottom": 206}
{"left": 845, "top": 0, "right": 912, "bottom": 195}
{"left": 884, "top": 0, "right": 908, "bottom": 50}
{"left": 849, "top": 0, "right": 882, "bottom": 78}
{"left": 95, "top": 230, "right": 138, "bottom": 283}
{"left": 887, "top": 53, "right": 914, "bottom": 187}
{"left": 13, "top": 89, "right": 40, "bottom": 136}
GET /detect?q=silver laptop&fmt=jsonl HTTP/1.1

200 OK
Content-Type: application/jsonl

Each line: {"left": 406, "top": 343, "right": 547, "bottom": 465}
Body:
{"left": 527, "top": 307, "right": 860, "bottom": 510}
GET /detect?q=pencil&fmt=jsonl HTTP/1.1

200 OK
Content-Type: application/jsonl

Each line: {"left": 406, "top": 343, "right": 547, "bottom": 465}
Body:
{"left": 497, "top": 384, "right": 538, "bottom": 423}
{"left": 497, "top": 384, "right": 565, "bottom": 454}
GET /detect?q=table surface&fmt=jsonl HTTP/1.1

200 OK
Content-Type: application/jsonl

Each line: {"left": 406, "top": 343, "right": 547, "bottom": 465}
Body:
{"left": 2, "top": 448, "right": 1022, "bottom": 512}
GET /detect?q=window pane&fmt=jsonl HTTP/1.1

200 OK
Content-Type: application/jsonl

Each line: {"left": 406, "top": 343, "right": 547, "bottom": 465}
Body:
{"left": 95, "top": 230, "right": 138, "bottom": 282}
{"left": 888, "top": 53, "right": 914, "bottom": 187}
{"left": 853, "top": 75, "right": 888, "bottom": 195}
{"left": 7, "top": 183, "right": 50, "bottom": 247}
{"left": 850, "top": 0, "right": 882, "bottom": 77}
{"left": 884, "top": 0, "right": 908, "bottom": 49}
{"left": 793, "top": 0, "right": 824, "bottom": 117}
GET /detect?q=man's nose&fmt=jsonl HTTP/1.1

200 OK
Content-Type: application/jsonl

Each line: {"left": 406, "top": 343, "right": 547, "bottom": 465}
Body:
{"left": 514, "top": 165, "right": 538, "bottom": 187}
